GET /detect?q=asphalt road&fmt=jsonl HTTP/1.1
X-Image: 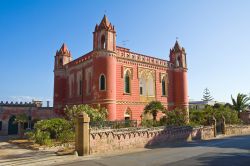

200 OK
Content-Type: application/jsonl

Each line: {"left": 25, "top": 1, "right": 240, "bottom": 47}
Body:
{"left": 59, "top": 135, "right": 250, "bottom": 166}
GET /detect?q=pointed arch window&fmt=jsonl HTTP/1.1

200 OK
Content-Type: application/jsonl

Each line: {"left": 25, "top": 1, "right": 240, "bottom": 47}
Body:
{"left": 99, "top": 74, "right": 106, "bottom": 91}
{"left": 101, "top": 35, "right": 106, "bottom": 49}
{"left": 162, "top": 77, "right": 166, "bottom": 96}
{"left": 124, "top": 71, "right": 131, "bottom": 94}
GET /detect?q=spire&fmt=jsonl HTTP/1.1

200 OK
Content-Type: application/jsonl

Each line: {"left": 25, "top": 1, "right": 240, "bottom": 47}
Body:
{"left": 174, "top": 40, "right": 181, "bottom": 51}
{"left": 56, "top": 43, "right": 71, "bottom": 57}
{"left": 60, "top": 43, "right": 68, "bottom": 52}
{"left": 95, "top": 15, "right": 115, "bottom": 31}
{"left": 170, "top": 39, "right": 185, "bottom": 53}
{"left": 100, "top": 14, "right": 110, "bottom": 27}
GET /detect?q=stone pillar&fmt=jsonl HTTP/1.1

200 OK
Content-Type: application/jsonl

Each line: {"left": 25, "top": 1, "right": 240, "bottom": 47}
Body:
{"left": 75, "top": 112, "right": 90, "bottom": 156}
{"left": 212, "top": 116, "right": 217, "bottom": 137}
{"left": 221, "top": 116, "right": 226, "bottom": 134}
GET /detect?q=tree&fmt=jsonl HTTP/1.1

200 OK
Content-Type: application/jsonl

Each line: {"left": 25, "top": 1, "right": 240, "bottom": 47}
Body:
{"left": 231, "top": 93, "right": 250, "bottom": 117}
{"left": 14, "top": 113, "right": 28, "bottom": 138}
{"left": 202, "top": 88, "right": 214, "bottom": 101}
{"left": 144, "top": 101, "right": 165, "bottom": 121}
{"left": 64, "top": 104, "right": 108, "bottom": 125}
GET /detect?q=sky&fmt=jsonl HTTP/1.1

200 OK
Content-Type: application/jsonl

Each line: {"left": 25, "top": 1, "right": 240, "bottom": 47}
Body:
{"left": 0, "top": 0, "right": 250, "bottom": 105}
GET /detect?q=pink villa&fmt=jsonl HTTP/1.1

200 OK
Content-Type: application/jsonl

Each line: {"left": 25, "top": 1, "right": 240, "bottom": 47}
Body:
{"left": 53, "top": 15, "right": 188, "bottom": 121}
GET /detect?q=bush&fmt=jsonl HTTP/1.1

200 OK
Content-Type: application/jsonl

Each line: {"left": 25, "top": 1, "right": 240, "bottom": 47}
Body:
{"left": 141, "top": 119, "right": 161, "bottom": 127}
{"left": 64, "top": 104, "right": 108, "bottom": 126}
{"left": 26, "top": 118, "right": 74, "bottom": 145}
{"left": 165, "top": 109, "right": 187, "bottom": 126}
{"left": 25, "top": 130, "right": 52, "bottom": 145}
{"left": 189, "top": 105, "right": 242, "bottom": 126}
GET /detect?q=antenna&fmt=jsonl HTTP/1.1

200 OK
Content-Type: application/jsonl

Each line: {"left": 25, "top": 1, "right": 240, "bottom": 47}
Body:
{"left": 121, "top": 40, "right": 129, "bottom": 46}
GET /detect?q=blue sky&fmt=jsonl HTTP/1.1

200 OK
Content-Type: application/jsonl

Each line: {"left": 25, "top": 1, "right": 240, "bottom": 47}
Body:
{"left": 0, "top": 0, "right": 250, "bottom": 105}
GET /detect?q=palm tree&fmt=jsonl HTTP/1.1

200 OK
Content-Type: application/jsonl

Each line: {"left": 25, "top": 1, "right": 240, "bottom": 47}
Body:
{"left": 144, "top": 101, "right": 165, "bottom": 121}
{"left": 14, "top": 114, "right": 28, "bottom": 138}
{"left": 231, "top": 93, "right": 250, "bottom": 117}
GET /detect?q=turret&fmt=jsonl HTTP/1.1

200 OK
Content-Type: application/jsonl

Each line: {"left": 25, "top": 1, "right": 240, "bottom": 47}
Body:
{"left": 53, "top": 43, "right": 72, "bottom": 114}
{"left": 93, "top": 15, "right": 116, "bottom": 52}
{"left": 54, "top": 43, "right": 72, "bottom": 70}
{"left": 92, "top": 15, "right": 117, "bottom": 120}
{"left": 169, "top": 40, "right": 188, "bottom": 114}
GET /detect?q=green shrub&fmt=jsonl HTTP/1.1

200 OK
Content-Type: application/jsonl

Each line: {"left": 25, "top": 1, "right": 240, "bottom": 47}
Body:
{"left": 141, "top": 119, "right": 161, "bottom": 127}
{"left": 26, "top": 118, "right": 74, "bottom": 145}
{"left": 58, "top": 130, "right": 75, "bottom": 143}
{"left": 165, "top": 109, "right": 187, "bottom": 126}
{"left": 189, "top": 105, "right": 242, "bottom": 126}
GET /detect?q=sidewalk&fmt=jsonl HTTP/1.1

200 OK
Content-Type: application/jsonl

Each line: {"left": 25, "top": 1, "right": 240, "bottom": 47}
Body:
{"left": 0, "top": 136, "right": 81, "bottom": 166}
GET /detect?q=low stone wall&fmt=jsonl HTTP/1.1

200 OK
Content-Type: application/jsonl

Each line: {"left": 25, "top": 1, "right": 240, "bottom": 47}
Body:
{"left": 191, "top": 126, "right": 215, "bottom": 140}
{"left": 90, "top": 126, "right": 215, "bottom": 154}
{"left": 225, "top": 125, "right": 250, "bottom": 136}
{"left": 240, "top": 111, "right": 250, "bottom": 124}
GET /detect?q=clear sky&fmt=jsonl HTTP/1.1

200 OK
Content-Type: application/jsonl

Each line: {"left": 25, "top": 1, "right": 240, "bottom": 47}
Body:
{"left": 0, "top": 0, "right": 250, "bottom": 105}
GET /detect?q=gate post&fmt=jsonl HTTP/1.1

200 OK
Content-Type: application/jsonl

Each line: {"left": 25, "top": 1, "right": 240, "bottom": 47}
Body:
{"left": 75, "top": 112, "right": 90, "bottom": 156}
{"left": 221, "top": 116, "right": 226, "bottom": 134}
{"left": 212, "top": 116, "right": 217, "bottom": 137}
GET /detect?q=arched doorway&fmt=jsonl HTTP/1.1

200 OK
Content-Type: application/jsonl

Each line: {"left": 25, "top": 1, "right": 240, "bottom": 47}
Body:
{"left": 124, "top": 108, "right": 132, "bottom": 120}
{"left": 8, "top": 115, "right": 18, "bottom": 135}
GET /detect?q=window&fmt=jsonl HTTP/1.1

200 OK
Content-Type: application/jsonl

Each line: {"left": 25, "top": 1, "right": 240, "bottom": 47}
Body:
{"left": 124, "top": 71, "right": 130, "bottom": 93}
{"left": 101, "top": 35, "right": 106, "bottom": 49}
{"left": 79, "top": 79, "right": 82, "bottom": 95}
{"left": 87, "top": 72, "right": 92, "bottom": 95}
{"left": 139, "top": 78, "right": 146, "bottom": 96}
{"left": 140, "top": 87, "right": 143, "bottom": 95}
{"left": 99, "top": 74, "right": 106, "bottom": 91}
{"left": 162, "top": 78, "right": 166, "bottom": 96}
{"left": 59, "top": 58, "right": 63, "bottom": 65}
{"left": 148, "top": 76, "right": 155, "bottom": 96}
{"left": 0, "top": 121, "right": 2, "bottom": 131}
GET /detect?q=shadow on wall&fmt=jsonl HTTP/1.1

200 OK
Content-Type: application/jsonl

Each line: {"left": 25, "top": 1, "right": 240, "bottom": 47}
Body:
{"left": 144, "top": 126, "right": 194, "bottom": 148}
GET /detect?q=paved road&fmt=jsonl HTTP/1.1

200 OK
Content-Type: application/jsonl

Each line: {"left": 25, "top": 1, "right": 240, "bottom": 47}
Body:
{"left": 58, "top": 135, "right": 250, "bottom": 166}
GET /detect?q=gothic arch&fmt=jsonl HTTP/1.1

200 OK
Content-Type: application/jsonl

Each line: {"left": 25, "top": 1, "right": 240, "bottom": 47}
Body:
{"left": 124, "top": 107, "right": 132, "bottom": 120}
{"left": 124, "top": 68, "right": 132, "bottom": 94}
{"left": 99, "top": 74, "right": 106, "bottom": 91}
{"left": 101, "top": 35, "right": 106, "bottom": 49}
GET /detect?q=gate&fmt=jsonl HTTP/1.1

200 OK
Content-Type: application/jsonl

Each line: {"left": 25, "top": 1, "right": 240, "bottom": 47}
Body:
{"left": 8, "top": 115, "right": 18, "bottom": 135}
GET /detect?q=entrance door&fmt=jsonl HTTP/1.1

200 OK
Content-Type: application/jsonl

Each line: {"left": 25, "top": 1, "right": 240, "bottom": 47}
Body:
{"left": 8, "top": 115, "right": 18, "bottom": 135}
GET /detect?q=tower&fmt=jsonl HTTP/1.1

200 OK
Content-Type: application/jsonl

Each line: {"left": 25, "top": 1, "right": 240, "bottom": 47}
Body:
{"left": 93, "top": 15, "right": 116, "bottom": 52}
{"left": 92, "top": 15, "right": 117, "bottom": 120}
{"left": 53, "top": 43, "right": 72, "bottom": 113}
{"left": 170, "top": 40, "right": 188, "bottom": 111}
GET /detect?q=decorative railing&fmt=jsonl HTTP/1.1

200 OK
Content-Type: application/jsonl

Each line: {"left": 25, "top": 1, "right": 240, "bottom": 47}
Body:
{"left": 90, "top": 120, "right": 138, "bottom": 129}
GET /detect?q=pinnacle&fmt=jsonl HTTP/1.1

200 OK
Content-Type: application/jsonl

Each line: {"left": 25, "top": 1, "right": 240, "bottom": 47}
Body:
{"left": 100, "top": 14, "right": 110, "bottom": 27}
{"left": 60, "top": 43, "right": 68, "bottom": 52}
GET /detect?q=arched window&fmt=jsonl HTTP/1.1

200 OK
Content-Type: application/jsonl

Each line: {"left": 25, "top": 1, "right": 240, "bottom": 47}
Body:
{"left": 148, "top": 75, "right": 155, "bottom": 96}
{"left": 101, "top": 35, "right": 106, "bottom": 49}
{"left": 99, "top": 74, "right": 106, "bottom": 91}
{"left": 176, "top": 56, "right": 182, "bottom": 67}
{"left": 139, "top": 78, "right": 146, "bottom": 96}
{"left": 124, "top": 71, "right": 130, "bottom": 94}
{"left": 59, "top": 58, "right": 63, "bottom": 65}
{"left": 162, "top": 77, "right": 166, "bottom": 96}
